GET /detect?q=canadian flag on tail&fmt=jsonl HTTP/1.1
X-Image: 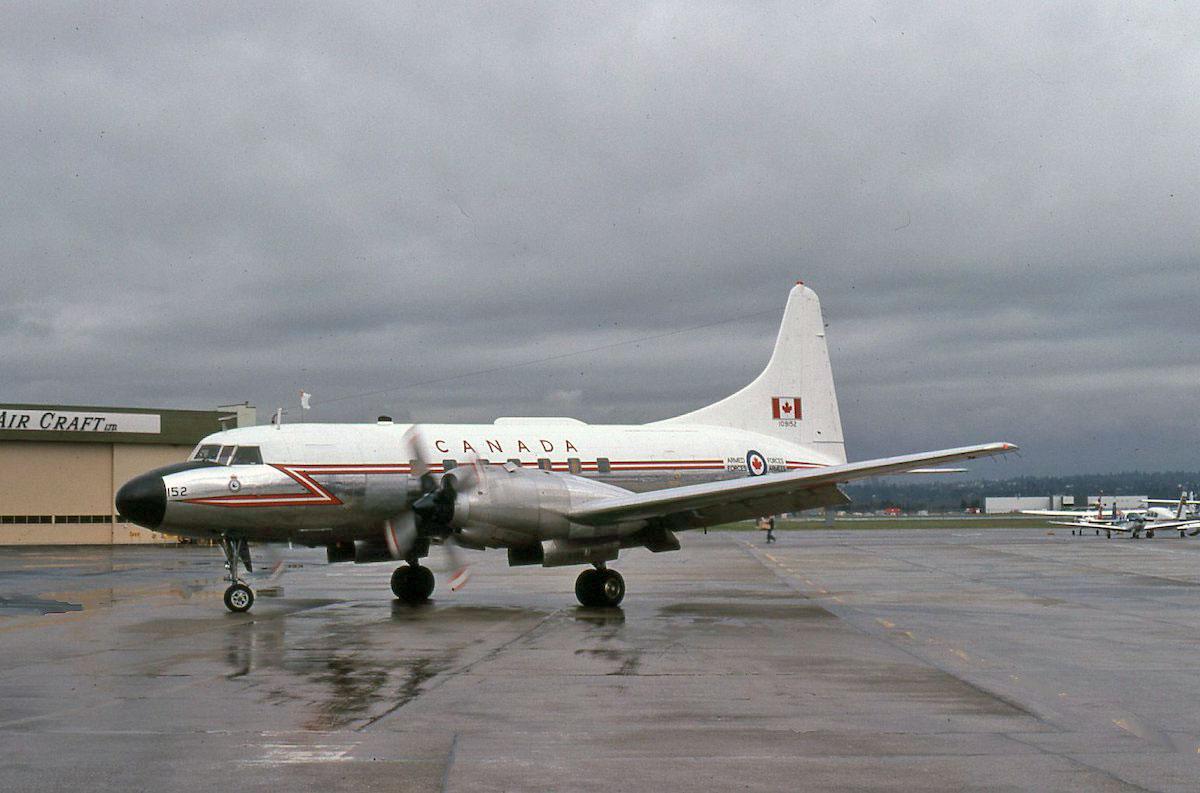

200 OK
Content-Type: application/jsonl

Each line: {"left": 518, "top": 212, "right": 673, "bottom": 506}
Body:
{"left": 771, "top": 397, "right": 802, "bottom": 420}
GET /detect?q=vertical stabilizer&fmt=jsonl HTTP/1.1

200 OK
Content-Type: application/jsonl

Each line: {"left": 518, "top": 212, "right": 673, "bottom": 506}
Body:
{"left": 656, "top": 283, "right": 846, "bottom": 464}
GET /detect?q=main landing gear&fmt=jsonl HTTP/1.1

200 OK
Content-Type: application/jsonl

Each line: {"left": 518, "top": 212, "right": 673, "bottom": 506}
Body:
{"left": 575, "top": 566, "right": 625, "bottom": 608}
{"left": 220, "top": 536, "right": 255, "bottom": 613}
{"left": 391, "top": 563, "right": 435, "bottom": 605}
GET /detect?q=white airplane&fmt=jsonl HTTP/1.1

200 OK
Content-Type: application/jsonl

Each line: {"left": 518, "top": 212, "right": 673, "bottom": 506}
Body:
{"left": 1141, "top": 493, "right": 1200, "bottom": 522}
{"left": 1049, "top": 495, "right": 1200, "bottom": 539}
{"left": 116, "top": 282, "right": 1017, "bottom": 612}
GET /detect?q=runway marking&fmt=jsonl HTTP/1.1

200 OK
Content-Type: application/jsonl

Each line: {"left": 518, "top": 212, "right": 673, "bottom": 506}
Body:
{"left": 246, "top": 742, "right": 355, "bottom": 765}
{"left": 876, "top": 618, "right": 895, "bottom": 629}
{"left": 440, "top": 732, "right": 460, "bottom": 793}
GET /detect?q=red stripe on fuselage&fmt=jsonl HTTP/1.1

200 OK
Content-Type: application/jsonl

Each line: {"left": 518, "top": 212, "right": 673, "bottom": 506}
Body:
{"left": 180, "top": 458, "right": 827, "bottom": 508}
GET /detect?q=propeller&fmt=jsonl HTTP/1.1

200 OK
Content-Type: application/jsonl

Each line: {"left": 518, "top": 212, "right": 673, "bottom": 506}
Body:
{"left": 398, "top": 427, "right": 476, "bottom": 590}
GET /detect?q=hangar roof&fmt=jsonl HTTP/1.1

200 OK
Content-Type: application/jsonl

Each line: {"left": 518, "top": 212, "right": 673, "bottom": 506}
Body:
{"left": 0, "top": 403, "right": 254, "bottom": 446}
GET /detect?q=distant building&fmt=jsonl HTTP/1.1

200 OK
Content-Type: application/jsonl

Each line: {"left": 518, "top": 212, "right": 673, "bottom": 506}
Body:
{"left": 985, "top": 496, "right": 1052, "bottom": 514}
{"left": 985, "top": 494, "right": 1146, "bottom": 514}
{"left": 0, "top": 402, "right": 255, "bottom": 545}
{"left": 1087, "top": 495, "right": 1147, "bottom": 510}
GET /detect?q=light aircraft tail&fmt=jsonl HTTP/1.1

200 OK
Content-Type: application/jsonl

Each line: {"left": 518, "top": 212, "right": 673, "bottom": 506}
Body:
{"left": 656, "top": 282, "right": 846, "bottom": 464}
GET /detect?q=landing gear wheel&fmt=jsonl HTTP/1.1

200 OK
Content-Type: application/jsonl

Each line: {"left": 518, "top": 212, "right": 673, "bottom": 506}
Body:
{"left": 597, "top": 569, "right": 625, "bottom": 606}
{"left": 575, "top": 568, "right": 624, "bottom": 607}
{"left": 1147, "top": 529, "right": 1155, "bottom": 539}
{"left": 224, "top": 583, "right": 254, "bottom": 613}
{"left": 391, "top": 564, "right": 434, "bottom": 604}
{"left": 575, "top": 569, "right": 601, "bottom": 606}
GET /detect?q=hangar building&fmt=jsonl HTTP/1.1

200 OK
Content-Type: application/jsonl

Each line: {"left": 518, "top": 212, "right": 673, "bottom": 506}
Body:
{"left": 0, "top": 402, "right": 255, "bottom": 545}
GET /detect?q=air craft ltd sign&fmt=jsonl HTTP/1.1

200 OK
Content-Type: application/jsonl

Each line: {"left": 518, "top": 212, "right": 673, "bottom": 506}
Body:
{"left": 0, "top": 409, "right": 161, "bottom": 434}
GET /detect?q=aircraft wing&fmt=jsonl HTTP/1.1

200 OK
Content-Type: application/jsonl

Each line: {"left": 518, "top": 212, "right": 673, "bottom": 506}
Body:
{"left": 568, "top": 442, "right": 1016, "bottom": 528}
{"left": 1022, "top": 509, "right": 1105, "bottom": 518}
{"left": 1050, "top": 520, "right": 1133, "bottom": 532}
{"left": 1144, "top": 520, "right": 1200, "bottom": 533}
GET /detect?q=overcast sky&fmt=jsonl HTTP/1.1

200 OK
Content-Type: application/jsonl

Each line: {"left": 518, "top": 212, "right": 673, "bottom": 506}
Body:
{"left": 2, "top": 2, "right": 1197, "bottom": 475}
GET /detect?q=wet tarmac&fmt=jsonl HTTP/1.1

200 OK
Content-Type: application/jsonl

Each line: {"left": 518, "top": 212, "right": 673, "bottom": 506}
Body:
{"left": 3, "top": 529, "right": 1200, "bottom": 791}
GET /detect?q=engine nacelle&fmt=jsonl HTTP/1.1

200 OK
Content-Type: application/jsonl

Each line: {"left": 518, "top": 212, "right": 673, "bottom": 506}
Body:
{"left": 542, "top": 539, "right": 619, "bottom": 567}
{"left": 451, "top": 464, "right": 638, "bottom": 541}
{"left": 352, "top": 539, "right": 395, "bottom": 564}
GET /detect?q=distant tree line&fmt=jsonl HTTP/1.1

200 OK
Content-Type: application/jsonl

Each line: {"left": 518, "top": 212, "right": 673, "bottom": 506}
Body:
{"left": 839, "top": 471, "right": 1200, "bottom": 513}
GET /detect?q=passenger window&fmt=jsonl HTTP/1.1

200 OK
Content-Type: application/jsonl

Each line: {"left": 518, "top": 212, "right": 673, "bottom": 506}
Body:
{"left": 231, "top": 446, "right": 262, "bottom": 465}
{"left": 568, "top": 457, "right": 582, "bottom": 474}
{"left": 442, "top": 459, "right": 457, "bottom": 471}
{"left": 193, "top": 444, "right": 221, "bottom": 462}
{"left": 596, "top": 457, "right": 611, "bottom": 474}
{"left": 507, "top": 458, "right": 522, "bottom": 466}
{"left": 216, "top": 446, "right": 235, "bottom": 465}
{"left": 537, "top": 458, "right": 552, "bottom": 471}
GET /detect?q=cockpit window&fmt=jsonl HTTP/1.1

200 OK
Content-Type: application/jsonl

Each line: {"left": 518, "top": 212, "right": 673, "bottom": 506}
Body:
{"left": 193, "top": 444, "right": 221, "bottom": 462}
{"left": 216, "top": 445, "right": 235, "bottom": 465}
{"left": 231, "top": 446, "right": 263, "bottom": 465}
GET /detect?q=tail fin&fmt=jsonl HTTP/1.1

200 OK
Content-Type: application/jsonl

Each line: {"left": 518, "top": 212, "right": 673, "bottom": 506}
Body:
{"left": 656, "top": 282, "right": 846, "bottom": 464}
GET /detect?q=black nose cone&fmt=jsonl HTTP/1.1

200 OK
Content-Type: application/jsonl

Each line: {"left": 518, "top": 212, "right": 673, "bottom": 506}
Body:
{"left": 116, "top": 472, "right": 166, "bottom": 529}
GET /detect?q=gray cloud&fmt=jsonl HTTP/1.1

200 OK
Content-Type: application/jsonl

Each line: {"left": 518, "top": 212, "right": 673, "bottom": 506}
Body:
{"left": 2, "top": 2, "right": 1197, "bottom": 474}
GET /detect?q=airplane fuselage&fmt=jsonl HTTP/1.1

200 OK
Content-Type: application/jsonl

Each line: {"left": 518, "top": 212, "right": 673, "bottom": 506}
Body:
{"left": 138, "top": 419, "right": 839, "bottom": 545}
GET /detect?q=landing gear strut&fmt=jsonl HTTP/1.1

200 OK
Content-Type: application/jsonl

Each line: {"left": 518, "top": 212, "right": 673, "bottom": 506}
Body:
{"left": 575, "top": 567, "right": 625, "bottom": 608}
{"left": 220, "top": 536, "right": 254, "bottom": 613}
{"left": 391, "top": 564, "right": 435, "bottom": 605}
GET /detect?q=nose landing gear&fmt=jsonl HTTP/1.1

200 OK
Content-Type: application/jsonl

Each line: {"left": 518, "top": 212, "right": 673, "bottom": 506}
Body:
{"left": 220, "top": 536, "right": 255, "bottom": 613}
{"left": 575, "top": 567, "right": 625, "bottom": 608}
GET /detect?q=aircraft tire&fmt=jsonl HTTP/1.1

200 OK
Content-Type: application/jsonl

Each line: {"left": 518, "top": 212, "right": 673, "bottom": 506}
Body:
{"left": 390, "top": 566, "right": 411, "bottom": 598}
{"left": 224, "top": 583, "right": 254, "bottom": 613}
{"left": 391, "top": 565, "right": 434, "bottom": 604}
{"left": 575, "top": 569, "right": 602, "bottom": 606}
{"left": 412, "top": 565, "right": 435, "bottom": 600}
{"left": 1147, "top": 530, "right": 1155, "bottom": 539}
{"left": 597, "top": 570, "right": 625, "bottom": 607}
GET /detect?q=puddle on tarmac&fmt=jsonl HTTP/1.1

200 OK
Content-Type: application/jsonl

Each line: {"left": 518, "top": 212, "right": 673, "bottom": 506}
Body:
{"left": 658, "top": 601, "right": 833, "bottom": 621}
{"left": 0, "top": 594, "right": 84, "bottom": 614}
